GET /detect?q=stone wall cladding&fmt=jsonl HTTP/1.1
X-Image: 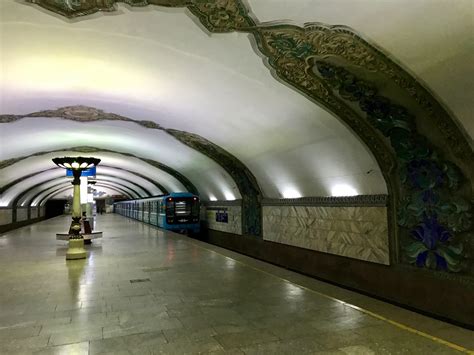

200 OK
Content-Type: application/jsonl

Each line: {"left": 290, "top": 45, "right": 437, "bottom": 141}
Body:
{"left": 0, "top": 209, "right": 13, "bottom": 225}
{"left": 205, "top": 203, "right": 242, "bottom": 235}
{"left": 263, "top": 205, "right": 389, "bottom": 265}
{"left": 16, "top": 208, "right": 28, "bottom": 222}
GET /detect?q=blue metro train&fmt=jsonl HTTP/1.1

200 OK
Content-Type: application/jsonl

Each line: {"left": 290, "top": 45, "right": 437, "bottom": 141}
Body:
{"left": 113, "top": 192, "right": 200, "bottom": 234}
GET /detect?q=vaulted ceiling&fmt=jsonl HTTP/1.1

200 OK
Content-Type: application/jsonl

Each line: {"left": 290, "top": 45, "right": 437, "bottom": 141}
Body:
{"left": 1, "top": 0, "right": 472, "bottom": 213}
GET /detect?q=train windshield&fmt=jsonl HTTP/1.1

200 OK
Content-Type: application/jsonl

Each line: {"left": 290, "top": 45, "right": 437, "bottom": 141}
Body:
{"left": 165, "top": 197, "right": 200, "bottom": 224}
{"left": 174, "top": 201, "right": 191, "bottom": 215}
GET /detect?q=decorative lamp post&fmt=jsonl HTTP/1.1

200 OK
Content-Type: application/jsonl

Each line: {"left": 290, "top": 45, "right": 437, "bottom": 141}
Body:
{"left": 52, "top": 157, "right": 101, "bottom": 260}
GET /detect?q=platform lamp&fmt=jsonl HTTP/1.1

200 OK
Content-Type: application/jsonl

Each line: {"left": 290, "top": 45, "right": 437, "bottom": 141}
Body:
{"left": 52, "top": 157, "right": 101, "bottom": 260}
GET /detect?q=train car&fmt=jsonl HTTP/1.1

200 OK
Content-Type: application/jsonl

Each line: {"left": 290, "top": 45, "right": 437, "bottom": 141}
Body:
{"left": 114, "top": 192, "right": 200, "bottom": 234}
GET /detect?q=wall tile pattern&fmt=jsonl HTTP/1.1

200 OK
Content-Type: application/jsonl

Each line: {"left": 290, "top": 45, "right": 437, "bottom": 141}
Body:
{"left": 206, "top": 205, "right": 242, "bottom": 235}
{"left": 263, "top": 206, "right": 389, "bottom": 265}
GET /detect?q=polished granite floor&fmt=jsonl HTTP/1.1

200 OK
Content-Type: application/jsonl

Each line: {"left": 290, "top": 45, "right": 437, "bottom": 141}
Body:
{"left": 0, "top": 215, "right": 472, "bottom": 354}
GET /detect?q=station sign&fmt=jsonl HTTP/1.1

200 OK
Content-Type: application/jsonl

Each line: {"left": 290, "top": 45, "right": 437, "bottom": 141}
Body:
{"left": 66, "top": 167, "right": 96, "bottom": 177}
{"left": 216, "top": 210, "right": 228, "bottom": 223}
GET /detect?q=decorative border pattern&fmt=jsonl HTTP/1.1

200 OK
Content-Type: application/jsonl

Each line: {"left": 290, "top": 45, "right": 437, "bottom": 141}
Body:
{"left": 262, "top": 195, "right": 387, "bottom": 207}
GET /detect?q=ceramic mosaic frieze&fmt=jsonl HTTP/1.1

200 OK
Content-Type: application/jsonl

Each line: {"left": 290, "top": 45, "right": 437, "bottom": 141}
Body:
{"left": 263, "top": 205, "right": 389, "bottom": 265}
{"left": 205, "top": 205, "right": 242, "bottom": 235}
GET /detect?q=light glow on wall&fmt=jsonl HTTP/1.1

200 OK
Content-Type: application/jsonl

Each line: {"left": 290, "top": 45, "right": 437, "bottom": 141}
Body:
{"left": 331, "top": 184, "right": 358, "bottom": 197}
{"left": 209, "top": 195, "right": 218, "bottom": 201}
{"left": 281, "top": 187, "right": 302, "bottom": 199}
{"left": 224, "top": 191, "right": 236, "bottom": 201}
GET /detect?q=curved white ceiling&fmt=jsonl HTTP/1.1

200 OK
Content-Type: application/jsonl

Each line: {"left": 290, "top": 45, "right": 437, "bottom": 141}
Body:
{"left": 2, "top": 0, "right": 469, "bottom": 206}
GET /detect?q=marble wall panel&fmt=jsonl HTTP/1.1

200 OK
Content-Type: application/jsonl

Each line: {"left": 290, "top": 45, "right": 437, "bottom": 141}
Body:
{"left": 16, "top": 208, "right": 28, "bottom": 222}
{"left": 30, "top": 207, "right": 38, "bottom": 219}
{"left": 205, "top": 205, "right": 242, "bottom": 235}
{"left": 263, "top": 205, "right": 389, "bottom": 265}
{"left": 0, "top": 209, "right": 13, "bottom": 225}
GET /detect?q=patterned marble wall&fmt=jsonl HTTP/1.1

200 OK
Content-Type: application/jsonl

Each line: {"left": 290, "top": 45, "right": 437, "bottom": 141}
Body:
{"left": 16, "top": 208, "right": 28, "bottom": 222}
{"left": 31, "top": 207, "right": 38, "bottom": 219}
{"left": 263, "top": 200, "right": 389, "bottom": 265}
{"left": 204, "top": 201, "right": 242, "bottom": 235}
{"left": 0, "top": 209, "right": 13, "bottom": 225}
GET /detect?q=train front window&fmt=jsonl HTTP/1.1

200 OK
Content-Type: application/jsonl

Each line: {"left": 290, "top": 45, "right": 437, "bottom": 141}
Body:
{"left": 174, "top": 201, "right": 191, "bottom": 215}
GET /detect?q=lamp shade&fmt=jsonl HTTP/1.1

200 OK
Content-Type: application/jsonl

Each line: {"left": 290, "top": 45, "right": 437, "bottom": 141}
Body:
{"left": 53, "top": 157, "right": 101, "bottom": 170}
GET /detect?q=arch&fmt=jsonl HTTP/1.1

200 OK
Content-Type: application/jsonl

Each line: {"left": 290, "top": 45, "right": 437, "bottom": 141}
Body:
{"left": 0, "top": 146, "right": 199, "bottom": 195}
{"left": 9, "top": 173, "right": 148, "bottom": 209}
{"left": 0, "top": 165, "right": 168, "bottom": 195}
{"left": 38, "top": 184, "right": 133, "bottom": 207}
{"left": 36, "top": 182, "right": 137, "bottom": 207}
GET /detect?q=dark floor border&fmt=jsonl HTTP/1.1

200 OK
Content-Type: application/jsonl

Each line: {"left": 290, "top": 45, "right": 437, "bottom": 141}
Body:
{"left": 0, "top": 217, "right": 47, "bottom": 235}
{"left": 195, "top": 228, "right": 474, "bottom": 329}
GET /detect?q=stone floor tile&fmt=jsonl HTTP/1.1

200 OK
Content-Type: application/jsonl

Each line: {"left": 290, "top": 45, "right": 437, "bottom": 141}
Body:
{"left": 0, "top": 334, "right": 51, "bottom": 353}
{"left": 241, "top": 336, "right": 327, "bottom": 354}
{"left": 152, "top": 338, "right": 224, "bottom": 354}
{"left": 310, "top": 329, "right": 369, "bottom": 349}
{"left": 48, "top": 327, "right": 103, "bottom": 346}
{"left": 213, "top": 329, "right": 279, "bottom": 349}
{"left": 162, "top": 326, "right": 217, "bottom": 343}
{"left": 0, "top": 324, "right": 42, "bottom": 340}
{"left": 90, "top": 331, "right": 167, "bottom": 354}
{"left": 33, "top": 341, "right": 90, "bottom": 355}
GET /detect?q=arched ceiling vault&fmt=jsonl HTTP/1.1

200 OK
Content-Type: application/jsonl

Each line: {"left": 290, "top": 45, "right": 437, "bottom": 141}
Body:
{"left": 3, "top": 166, "right": 161, "bottom": 205}
{"left": 0, "top": 165, "right": 167, "bottom": 196}
{"left": 0, "top": 0, "right": 472, "bottom": 261}
{"left": 14, "top": 175, "right": 147, "bottom": 209}
{"left": 36, "top": 183, "right": 134, "bottom": 207}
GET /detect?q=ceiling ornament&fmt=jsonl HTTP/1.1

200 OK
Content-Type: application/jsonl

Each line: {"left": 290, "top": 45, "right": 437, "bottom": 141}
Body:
{"left": 0, "top": 146, "right": 198, "bottom": 194}
{"left": 2, "top": 106, "right": 263, "bottom": 236}
{"left": 26, "top": 0, "right": 254, "bottom": 32}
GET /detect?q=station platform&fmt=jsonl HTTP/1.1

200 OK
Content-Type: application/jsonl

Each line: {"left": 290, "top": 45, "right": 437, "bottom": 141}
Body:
{"left": 0, "top": 215, "right": 471, "bottom": 354}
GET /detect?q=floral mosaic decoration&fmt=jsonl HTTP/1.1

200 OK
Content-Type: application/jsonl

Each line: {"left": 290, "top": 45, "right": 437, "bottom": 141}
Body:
{"left": 315, "top": 61, "right": 472, "bottom": 272}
